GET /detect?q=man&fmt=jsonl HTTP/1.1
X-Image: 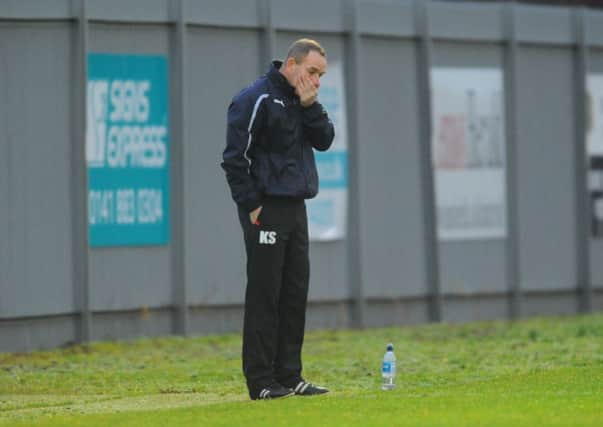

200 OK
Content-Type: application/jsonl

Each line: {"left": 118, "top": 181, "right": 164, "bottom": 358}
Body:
{"left": 221, "top": 39, "right": 334, "bottom": 400}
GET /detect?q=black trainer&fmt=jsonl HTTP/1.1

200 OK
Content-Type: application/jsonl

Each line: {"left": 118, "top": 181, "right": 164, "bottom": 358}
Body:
{"left": 288, "top": 380, "right": 329, "bottom": 396}
{"left": 250, "top": 382, "right": 294, "bottom": 400}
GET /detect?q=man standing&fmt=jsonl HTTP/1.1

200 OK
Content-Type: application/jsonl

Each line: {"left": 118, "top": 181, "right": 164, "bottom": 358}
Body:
{"left": 221, "top": 39, "right": 334, "bottom": 400}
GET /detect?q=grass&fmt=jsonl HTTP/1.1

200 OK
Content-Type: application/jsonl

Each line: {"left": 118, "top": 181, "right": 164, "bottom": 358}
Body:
{"left": 1, "top": 313, "right": 602, "bottom": 426}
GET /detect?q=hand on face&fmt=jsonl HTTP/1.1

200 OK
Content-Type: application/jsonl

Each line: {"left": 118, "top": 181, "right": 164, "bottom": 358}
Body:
{"left": 295, "top": 73, "right": 318, "bottom": 108}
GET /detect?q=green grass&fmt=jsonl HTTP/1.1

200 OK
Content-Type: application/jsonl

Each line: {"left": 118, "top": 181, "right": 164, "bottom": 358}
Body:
{"left": 1, "top": 314, "right": 602, "bottom": 426}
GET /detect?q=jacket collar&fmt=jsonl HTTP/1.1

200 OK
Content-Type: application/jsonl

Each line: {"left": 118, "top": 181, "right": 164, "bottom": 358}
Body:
{"left": 267, "top": 60, "right": 296, "bottom": 98}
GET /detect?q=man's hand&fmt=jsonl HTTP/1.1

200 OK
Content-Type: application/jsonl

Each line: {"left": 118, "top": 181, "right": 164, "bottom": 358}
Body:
{"left": 296, "top": 74, "right": 318, "bottom": 107}
{"left": 249, "top": 206, "right": 262, "bottom": 224}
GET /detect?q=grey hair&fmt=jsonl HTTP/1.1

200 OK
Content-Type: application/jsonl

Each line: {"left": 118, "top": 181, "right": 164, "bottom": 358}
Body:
{"left": 285, "top": 38, "right": 326, "bottom": 63}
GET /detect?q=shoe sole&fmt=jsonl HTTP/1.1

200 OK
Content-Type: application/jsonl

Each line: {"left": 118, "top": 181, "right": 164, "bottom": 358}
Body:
{"left": 295, "top": 391, "right": 329, "bottom": 396}
{"left": 252, "top": 391, "right": 295, "bottom": 401}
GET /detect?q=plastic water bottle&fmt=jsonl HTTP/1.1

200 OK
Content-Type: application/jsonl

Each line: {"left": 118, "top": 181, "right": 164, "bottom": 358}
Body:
{"left": 381, "top": 342, "right": 396, "bottom": 390}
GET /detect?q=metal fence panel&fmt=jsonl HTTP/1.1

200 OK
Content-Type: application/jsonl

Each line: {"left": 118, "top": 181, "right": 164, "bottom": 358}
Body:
{"left": 274, "top": 32, "right": 351, "bottom": 302}
{"left": 185, "top": 27, "right": 262, "bottom": 305}
{"left": 516, "top": 46, "right": 578, "bottom": 292}
{"left": 432, "top": 41, "right": 508, "bottom": 296}
{"left": 87, "top": 23, "right": 173, "bottom": 311}
{"left": 0, "top": 23, "right": 75, "bottom": 318}
{"left": 357, "top": 37, "right": 427, "bottom": 299}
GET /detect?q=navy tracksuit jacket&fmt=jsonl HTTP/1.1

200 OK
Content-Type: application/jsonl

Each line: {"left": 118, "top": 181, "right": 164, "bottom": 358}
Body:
{"left": 222, "top": 61, "right": 334, "bottom": 213}
{"left": 221, "top": 61, "right": 334, "bottom": 396}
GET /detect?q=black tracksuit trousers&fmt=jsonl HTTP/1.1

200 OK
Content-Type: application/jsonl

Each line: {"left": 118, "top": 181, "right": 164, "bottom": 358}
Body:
{"left": 237, "top": 197, "right": 310, "bottom": 396}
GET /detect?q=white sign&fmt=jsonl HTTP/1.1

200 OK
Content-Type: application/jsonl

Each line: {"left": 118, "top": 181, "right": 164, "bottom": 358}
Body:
{"left": 587, "top": 74, "right": 603, "bottom": 237}
{"left": 431, "top": 68, "right": 507, "bottom": 240}
{"left": 308, "top": 61, "right": 348, "bottom": 241}
{"left": 587, "top": 74, "right": 603, "bottom": 157}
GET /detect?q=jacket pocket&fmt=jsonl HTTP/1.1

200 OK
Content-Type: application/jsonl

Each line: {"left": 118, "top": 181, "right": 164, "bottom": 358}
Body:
{"left": 268, "top": 152, "right": 296, "bottom": 177}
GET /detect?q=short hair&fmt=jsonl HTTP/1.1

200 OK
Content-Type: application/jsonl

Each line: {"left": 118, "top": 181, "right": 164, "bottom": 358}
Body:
{"left": 285, "top": 38, "right": 326, "bottom": 64}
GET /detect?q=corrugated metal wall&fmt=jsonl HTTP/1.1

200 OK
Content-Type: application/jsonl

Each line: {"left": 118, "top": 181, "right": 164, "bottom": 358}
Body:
{"left": 1, "top": 0, "right": 603, "bottom": 352}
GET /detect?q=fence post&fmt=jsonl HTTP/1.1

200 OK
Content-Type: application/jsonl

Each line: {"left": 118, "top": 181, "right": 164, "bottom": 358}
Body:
{"left": 171, "top": 0, "right": 190, "bottom": 335}
{"left": 573, "top": 6, "right": 592, "bottom": 314}
{"left": 503, "top": 0, "right": 522, "bottom": 320}
{"left": 259, "top": 0, "right": 276, "bottom": 69}
{"left": 344, "top": 0, "right": 366, "bottom": 329}
{"left": 414, "top": 0, "right": 441, "bottom": 323}
{"left": 73, "top": 0, "right": 91, "bottom": 343}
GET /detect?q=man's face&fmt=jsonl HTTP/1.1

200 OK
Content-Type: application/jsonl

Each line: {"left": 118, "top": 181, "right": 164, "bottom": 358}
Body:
{"left": 290, "top": 50, "right": 327, "bottom": 90}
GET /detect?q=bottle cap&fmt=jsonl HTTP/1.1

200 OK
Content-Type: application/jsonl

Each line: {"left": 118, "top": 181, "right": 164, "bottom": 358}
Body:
{"left": 386, "top": 343, "right": 394, "bottom": 351}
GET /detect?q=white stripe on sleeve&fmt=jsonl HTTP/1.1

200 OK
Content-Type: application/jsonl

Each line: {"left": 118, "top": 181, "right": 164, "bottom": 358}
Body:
{"left": 243, "top": 93, "right": 269, "bottom": 172}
